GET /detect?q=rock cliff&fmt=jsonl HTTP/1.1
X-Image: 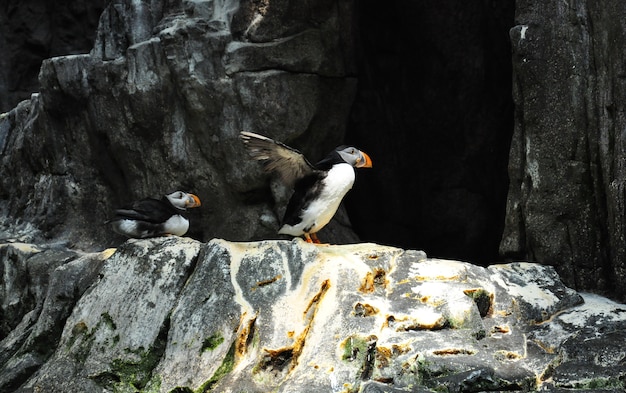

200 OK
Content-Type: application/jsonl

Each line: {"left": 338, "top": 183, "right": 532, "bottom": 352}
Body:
{"left": 0, "top": 0, "right": 359, "bottom": 250}
{"left": 1, "top": 238, "right": 624, "bottom": 392}
{"left": 501, "top": 0, "right": 626, "bottom": 303}
{"left": 1, "top": 2, "right": 626, "bottom": 391}
{"left": 3, "top": 0, "right": 626, "bottom": 301}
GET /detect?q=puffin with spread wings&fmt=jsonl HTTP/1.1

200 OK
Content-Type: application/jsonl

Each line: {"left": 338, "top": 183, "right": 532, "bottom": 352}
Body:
{"left": 240, "top": 131, "right": 372, "bottom": 244}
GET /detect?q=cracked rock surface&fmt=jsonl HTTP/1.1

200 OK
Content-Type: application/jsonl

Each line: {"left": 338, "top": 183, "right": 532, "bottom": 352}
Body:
{"left": 1, "top": 238, "right": 624, "bottom": 392}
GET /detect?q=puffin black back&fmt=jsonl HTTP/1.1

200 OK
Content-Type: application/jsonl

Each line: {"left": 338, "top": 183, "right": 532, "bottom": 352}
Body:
{"left": 116, "top": 198, "right": 179, "bottom": 223}
{"left": 314, "top": 150, "right": 344, "bottom": 171}
{"left": 107, "top": 191, "right": 201, "bottom": 239}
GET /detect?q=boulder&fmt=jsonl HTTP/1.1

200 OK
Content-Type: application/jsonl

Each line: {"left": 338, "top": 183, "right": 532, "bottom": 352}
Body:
{"left": 1, "top": 238, "right": 624, "bottom": 392}
{"left": 0, "top": 242, "right": 110, "bottom": 391}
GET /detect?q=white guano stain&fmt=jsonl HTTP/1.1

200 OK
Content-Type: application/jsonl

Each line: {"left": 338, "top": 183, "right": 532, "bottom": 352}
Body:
{"left": 222, "top": 241, "right": 255, "bottom": 315}
{"left": 525, "top": 136, "right": 541, "bottom": 188}
{"left": 558, "top": 293, "right": 626, "bottom": 327}
{"left": 520, "top": 25, "right": 528, "bottom": 40}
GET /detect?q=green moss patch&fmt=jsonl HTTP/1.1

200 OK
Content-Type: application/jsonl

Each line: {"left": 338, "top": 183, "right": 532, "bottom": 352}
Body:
{"left": 196, "top": 340, "right": 236, "bottom": 392}
{"left": 107, "top": 318, "right": 169, "bottom": 392}
{"left": 67, "top": 313, "right": 119, "bottom": 364}
{"left": 573, "top": 377, "right": 624, "bottom": 390}
{"left": 463, "top": 288, "right": 493, "bottom": 318}
{"left": 340, "top": 335, "right": 370, "bottom": 362}
{"left": 200, "top": 333, "right": 224, "bottom": 353}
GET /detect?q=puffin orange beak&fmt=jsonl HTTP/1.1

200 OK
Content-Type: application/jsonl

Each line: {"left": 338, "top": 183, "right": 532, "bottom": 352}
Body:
{"left": 357, "top": 151, "right": 373, "bottom": 168}
{"left": 187, "top": 194, "right": 202, "bottom": 208}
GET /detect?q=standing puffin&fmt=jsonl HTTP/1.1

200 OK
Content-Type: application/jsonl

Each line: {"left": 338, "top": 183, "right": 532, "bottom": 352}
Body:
{"left": 107, "top": 191, "right": 201, "bottom": 238}
{"left": 240, "top": 131, "right": 372, "bottom": 243}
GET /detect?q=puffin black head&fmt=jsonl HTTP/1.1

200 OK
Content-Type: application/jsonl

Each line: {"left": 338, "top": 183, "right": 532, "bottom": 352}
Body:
{"left": 316, "top": 146, "right": 373, "bottom": 170}
{"left": 164, "top": 191, "right": 202, "bottom": 210}
{"left": 336, "top": 146, "right": 373, "bottom": 168}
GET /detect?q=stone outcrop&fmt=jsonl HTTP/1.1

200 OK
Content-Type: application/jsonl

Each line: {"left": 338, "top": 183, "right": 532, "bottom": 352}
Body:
{"left": 501, "top": 1, "right": 626, "bottom": 302}
{"left": 1, "top": 238, "right": 625, "bottom": 392}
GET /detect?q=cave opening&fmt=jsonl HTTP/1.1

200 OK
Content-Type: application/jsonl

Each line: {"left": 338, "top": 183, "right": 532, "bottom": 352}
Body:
{"left": 345, "top": 1, "right": 516, "bottom": 264}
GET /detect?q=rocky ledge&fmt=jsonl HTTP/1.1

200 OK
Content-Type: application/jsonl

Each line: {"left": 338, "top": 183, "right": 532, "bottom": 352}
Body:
{"left": 1, "top": 238, "right": 625, "bottom": 392}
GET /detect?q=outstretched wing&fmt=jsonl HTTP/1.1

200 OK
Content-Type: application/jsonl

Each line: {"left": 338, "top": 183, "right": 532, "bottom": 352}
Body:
{"left": 240, "top": 131, "right": 316, "bottom": 186}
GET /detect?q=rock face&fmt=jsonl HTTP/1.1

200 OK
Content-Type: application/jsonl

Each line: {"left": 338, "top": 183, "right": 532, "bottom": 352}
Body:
{"left": 0, "top": 0, "right": 523, "bottom": 264}
{"left": 1, "top": 0, "right": 626, "bottom": 314}
{"left": 501, "top": 1, "right": 626, "bottom": 301}
{"left": 1, "top": 238, "right": 625, "bottom": 392}
{"left": 0, "top": 0, "right": 359, "bottom": 250}
{"left": 2, "top": 2, "right": 626, "bottom": 390}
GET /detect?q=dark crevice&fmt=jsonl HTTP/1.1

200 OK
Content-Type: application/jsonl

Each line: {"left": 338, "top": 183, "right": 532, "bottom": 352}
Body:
{"left": 346, "top": 1, "right": 516, "bottom": 265}
{"left": 360, "top": 337, "right": 377, "bottom": 380}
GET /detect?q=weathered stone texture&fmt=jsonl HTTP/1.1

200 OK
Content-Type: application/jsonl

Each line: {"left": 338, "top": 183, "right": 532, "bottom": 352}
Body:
{"left": 0, "top": 0, "right": 359, "bottom": 250}
{"left": 502, "top": 0, "right": 626, "bottom": 301}
{"left": 1, "top": 238, "right": 624, "bottom": 392}
{"left": 0, "top": 243, "right": 109, "bottom": 392}
{"left": 1, "top": 0, "right": 626, "bottom": 309}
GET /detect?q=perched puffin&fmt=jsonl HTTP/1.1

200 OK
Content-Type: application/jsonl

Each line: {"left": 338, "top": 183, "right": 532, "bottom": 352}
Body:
{"left": 107, "top": 191, "right": 201, "bottom": 238}
{"left": 240, "top": 131, "right": 372, "bottom": 243}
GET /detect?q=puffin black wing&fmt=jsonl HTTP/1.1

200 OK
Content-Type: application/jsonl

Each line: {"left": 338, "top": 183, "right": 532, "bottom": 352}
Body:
{"left": 113, "top": 198, "right": 177, "bottom": 223}
{"left": 239, "top": 131, "right": 316, "bottom": 186}
{"left": 280, "top": 172, "right": 326, "bottom": 227}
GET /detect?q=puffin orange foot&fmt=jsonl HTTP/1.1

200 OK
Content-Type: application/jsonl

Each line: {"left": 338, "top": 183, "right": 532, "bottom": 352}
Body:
{"left": 303, "top": 233, "right": 327, "bottom": 245}
{"left": 310, "top": 233, "right": 322, "bottom": 244}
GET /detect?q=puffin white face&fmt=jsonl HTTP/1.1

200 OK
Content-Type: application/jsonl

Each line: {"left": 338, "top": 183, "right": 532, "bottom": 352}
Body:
{"left": 336, "top": 147, "right": 373, "bottom": 168}
{"left": 165, "top": 191, "right": 202, "bottom": 210}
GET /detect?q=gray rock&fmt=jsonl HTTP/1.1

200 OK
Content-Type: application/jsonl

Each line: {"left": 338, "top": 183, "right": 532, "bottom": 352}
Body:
{"left": 2, "top": 238, "right": 623, "bottom": 392}
{"left": 502, "top": 0, "right": 626, "bottom": 302}
{"left": 0, "top": 243, "right": 110, "bottom": 391}
{"left": 1, "top": 6, "right": 626, "bottom": 391}
{"left": 0, "top": 0, "right": 359, "bottom": 251}
{"left": 13, "top": 237, "right": 200, "bottom": 392}
{"left": 0, "top": 243, "right": 77, "bottom": 339}
{"left": 4, "top": 0, "right": 626, "bottom": 304}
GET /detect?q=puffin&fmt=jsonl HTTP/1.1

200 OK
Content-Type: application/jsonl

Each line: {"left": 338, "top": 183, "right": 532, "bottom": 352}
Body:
{"left": 240, "top": 131, "right": 372, "bottom": 243}
{"left": 107, "top": 191, "right": 201, "bottom": 238}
